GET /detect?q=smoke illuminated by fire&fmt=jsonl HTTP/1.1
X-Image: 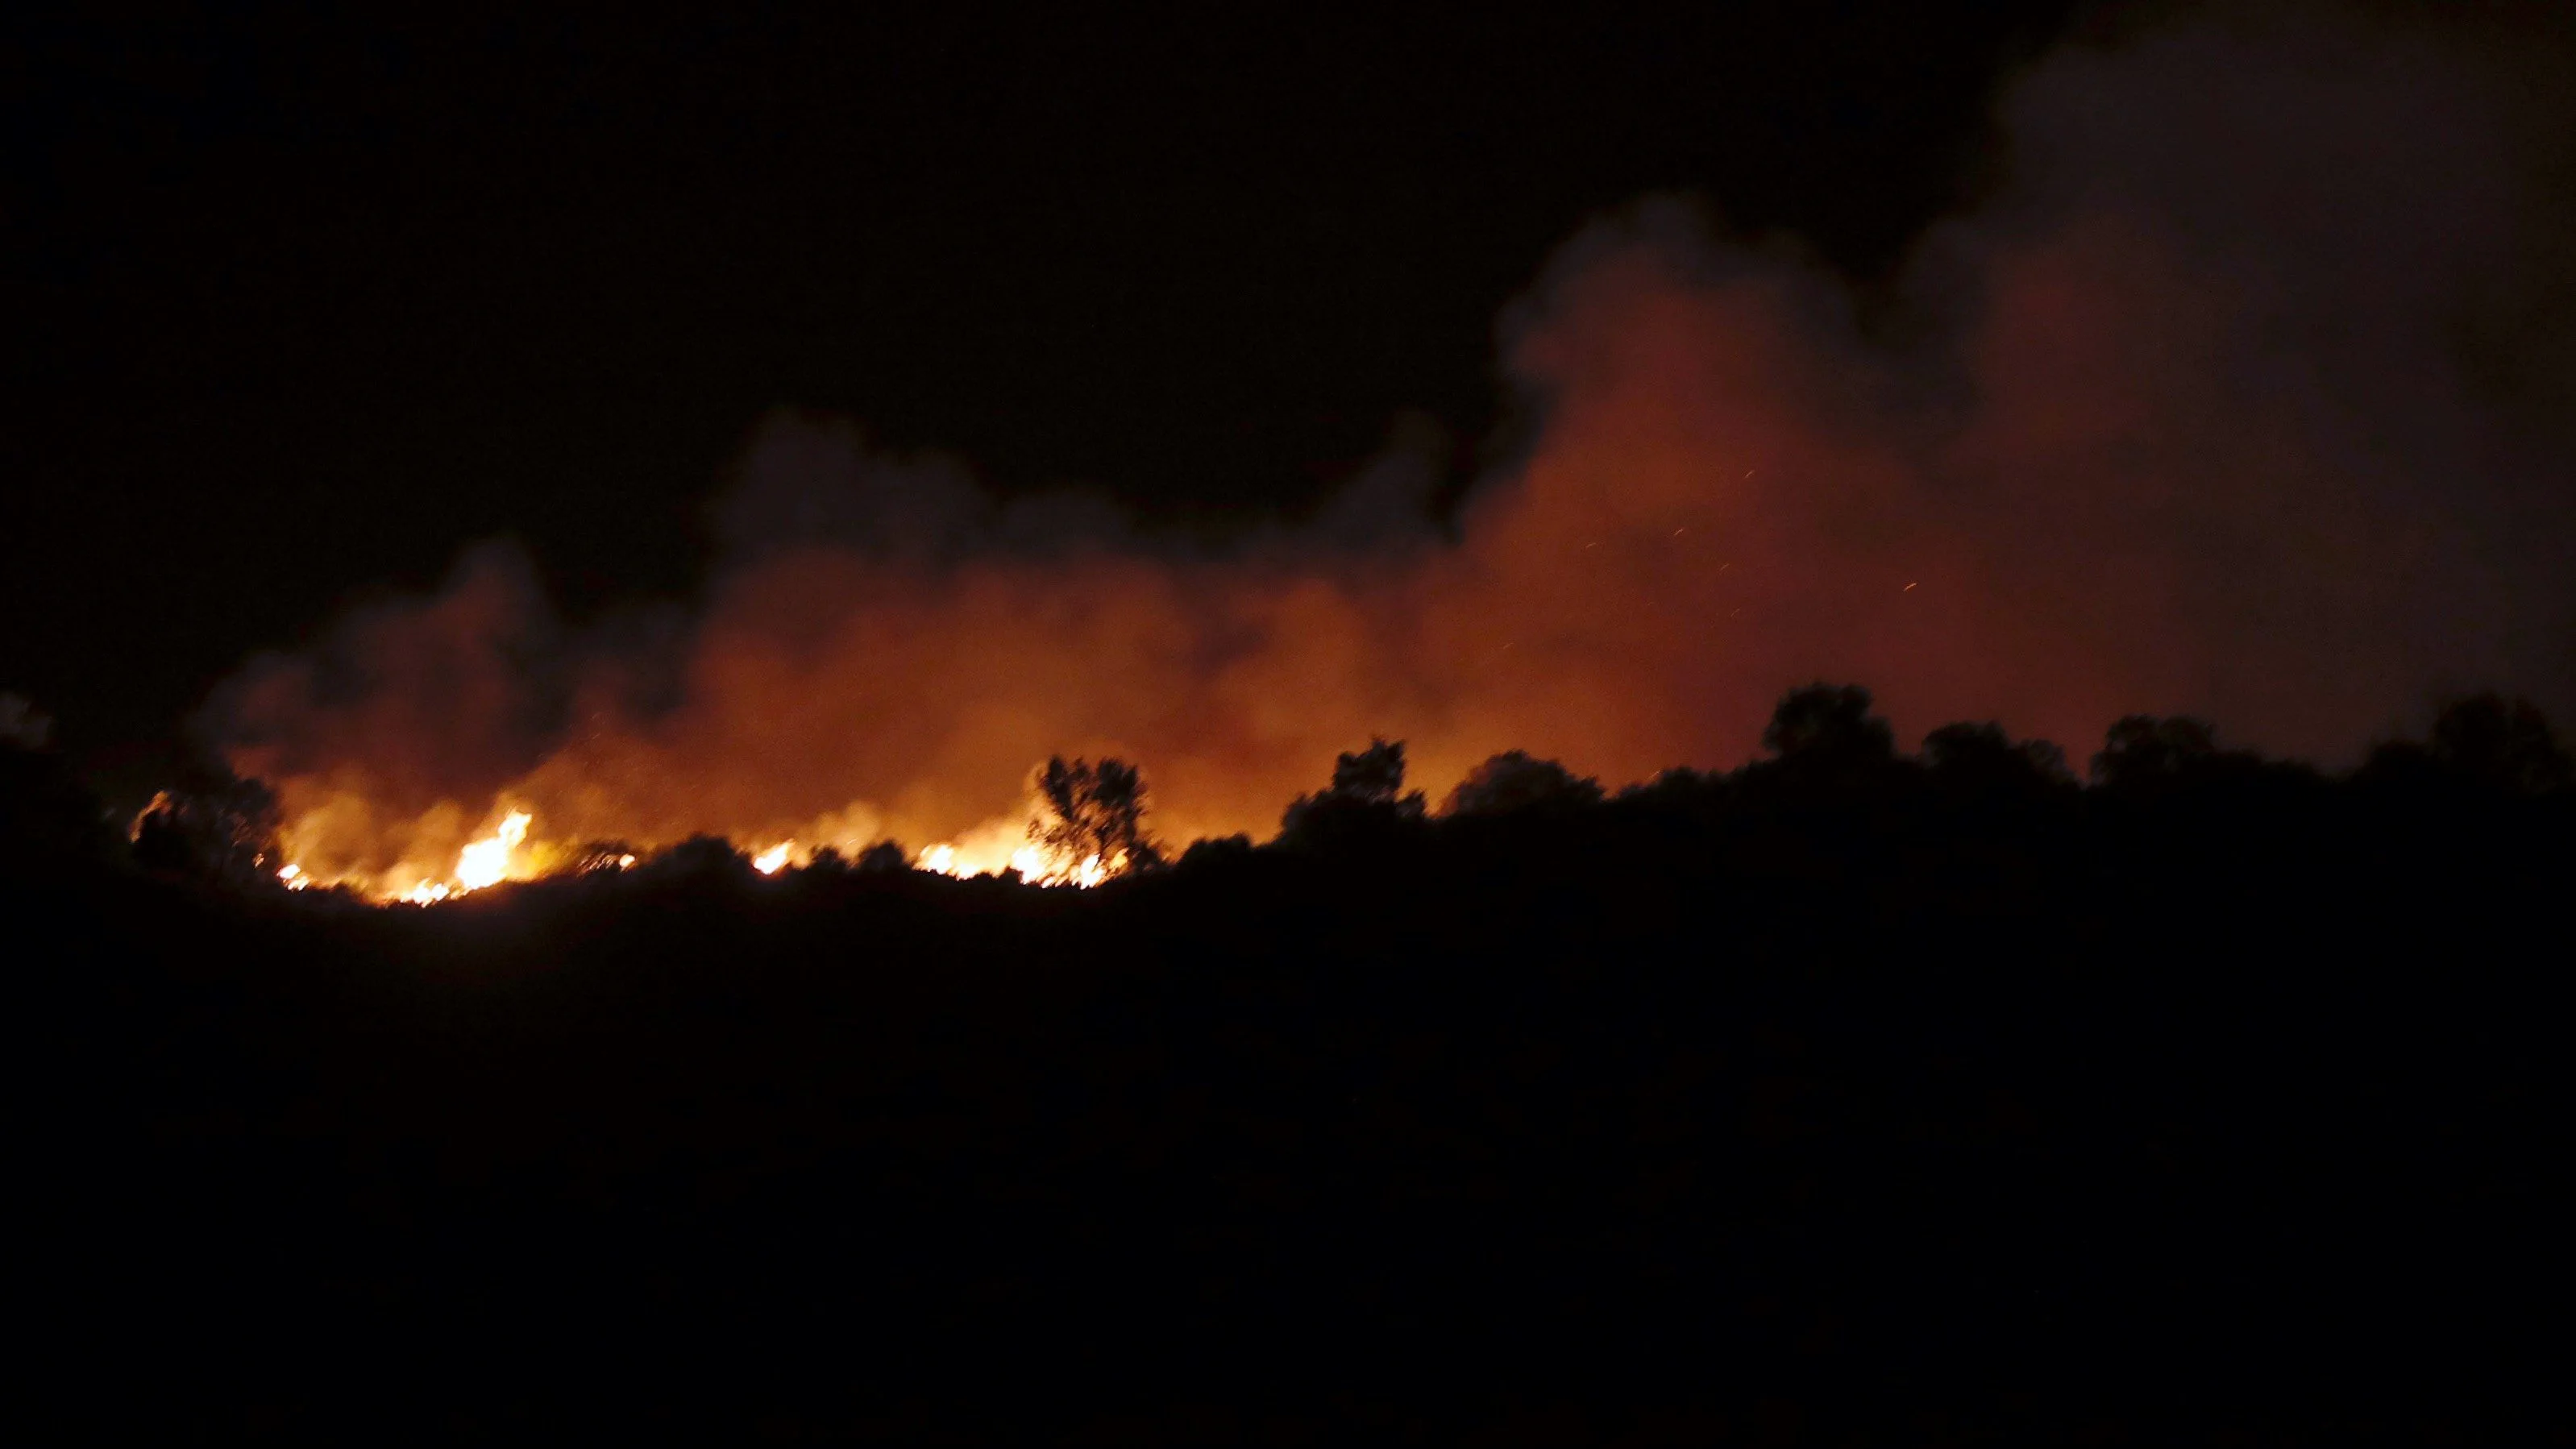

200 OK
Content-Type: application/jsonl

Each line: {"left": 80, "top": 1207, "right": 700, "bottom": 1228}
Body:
{"left": 200, "top": 11, "right": 2576, "bottom": 903}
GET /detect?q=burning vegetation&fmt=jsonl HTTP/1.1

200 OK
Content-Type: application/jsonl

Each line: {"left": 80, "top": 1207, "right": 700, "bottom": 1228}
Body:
{"left": 110, "top": 686, "right": 2576, "bottom": 913}
{"left": 149, "top": 748, "right": 1173, "bottom": 904}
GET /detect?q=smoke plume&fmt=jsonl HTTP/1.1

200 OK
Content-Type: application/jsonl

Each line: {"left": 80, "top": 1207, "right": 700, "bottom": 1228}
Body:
{"left": 204, "top": 6, "right": 2576, "bottom": 891}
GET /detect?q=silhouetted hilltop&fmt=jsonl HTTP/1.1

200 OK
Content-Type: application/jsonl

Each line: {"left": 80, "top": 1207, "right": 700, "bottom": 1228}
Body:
{"left": 10, "top": 687, "right": 2571, "bottom": 1441}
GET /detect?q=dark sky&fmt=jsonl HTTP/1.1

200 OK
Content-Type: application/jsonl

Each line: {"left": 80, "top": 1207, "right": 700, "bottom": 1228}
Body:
{"left": 7, "top": 3, "right": 2084, "bottom": 771}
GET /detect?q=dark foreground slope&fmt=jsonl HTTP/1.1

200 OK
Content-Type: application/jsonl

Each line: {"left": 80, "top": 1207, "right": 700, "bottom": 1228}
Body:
{"left": 13, "top": 745, "right": 2572, "bottom": 1442}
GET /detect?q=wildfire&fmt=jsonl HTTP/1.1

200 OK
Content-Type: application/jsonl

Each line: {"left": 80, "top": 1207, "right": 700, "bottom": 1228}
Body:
{"left": 455, "top": 810, "right": 533, "bottom": 891}
{"left": 347, "top": 808, "right": 538, "bottom": 904}
{"left": 257, "top": 792, "right": 1136, "bottom": 904}
{"left": 914, "top": 837, "right": 1120, "bottom": 887}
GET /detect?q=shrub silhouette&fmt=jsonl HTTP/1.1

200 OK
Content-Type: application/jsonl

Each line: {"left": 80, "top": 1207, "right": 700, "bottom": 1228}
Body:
{"left": 1178, "top": 832, "right": 1257, "bottom": 873}
{"left": 637, "top": 834, "right": 748, "bottom": 882}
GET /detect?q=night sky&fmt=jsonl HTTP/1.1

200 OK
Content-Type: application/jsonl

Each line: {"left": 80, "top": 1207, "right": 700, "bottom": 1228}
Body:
{"left": 10, "top": 4, "right": 2077, "bottom": 777}
{"left": 10, "top": 3, "right": 2574, "bottom": 837}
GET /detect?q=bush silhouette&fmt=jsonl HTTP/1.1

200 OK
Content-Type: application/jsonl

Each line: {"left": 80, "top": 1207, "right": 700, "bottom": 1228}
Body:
{"left": 857, "top": 840, "right": 912, "bottom": 873}
{"left": 1443, "top": 751, "right": 1603, "bottom": 816}
{"left": 127, "top": 763, "right": 282, "bottom": 884}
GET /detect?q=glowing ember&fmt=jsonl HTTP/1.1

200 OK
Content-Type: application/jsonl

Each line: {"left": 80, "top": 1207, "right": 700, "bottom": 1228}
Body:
{"left": 751, "top": 841, "right": 792, "bottom": 874}
{"left": 277, "top": 863, "right": 307, "bottom": 889}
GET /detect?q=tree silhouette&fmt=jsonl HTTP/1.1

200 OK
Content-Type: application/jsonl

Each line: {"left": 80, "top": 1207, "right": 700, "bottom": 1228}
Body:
{"left": 1920, "top": 721, "right": 2074, "bottom": 795}
{"left": 1443, "top": 750, "right": 1603, "bottom": 816}
{"left": 1328, "top": 739, "right": 1419, "bottom": 810}
{"left": 2089, "top": 715, "right": 2221, "bottom": 789}
{"left": 1279, "top": 737, "right": 1428, "bottom": 845}
{"left": 2428, "top": 693, "right": 2573, "bottom": 795}
{"left": 1032, "top": 756, "right": 1164, "bottom": 870}
{"left": 1762, "top": 683, "right": 1896, "bottom": 775}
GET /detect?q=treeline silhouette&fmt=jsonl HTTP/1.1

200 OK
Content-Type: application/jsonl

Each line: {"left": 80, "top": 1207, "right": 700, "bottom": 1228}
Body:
{"left": 9, "top": 687, "right": 2571, "bottom": 1442}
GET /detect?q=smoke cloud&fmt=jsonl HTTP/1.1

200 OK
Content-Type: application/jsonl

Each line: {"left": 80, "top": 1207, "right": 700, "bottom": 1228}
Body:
{"left": 206, "top": 6, "right": 2576, "bottom": 890}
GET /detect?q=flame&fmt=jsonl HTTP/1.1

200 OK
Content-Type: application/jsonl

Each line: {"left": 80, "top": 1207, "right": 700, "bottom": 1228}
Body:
{"left": 265, "top": 802, "right": 1124, "bottom": 903}
{"left": 455, "top": 810, "right": 532, "bottom": 891}
{"left": 266, "top": 808, "right": 540, "bottom": 904}
{"left": 914, "top": 835, "right": 1122, "bottom": 888}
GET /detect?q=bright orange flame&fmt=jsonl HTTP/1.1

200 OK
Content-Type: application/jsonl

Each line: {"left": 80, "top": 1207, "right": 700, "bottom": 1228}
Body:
{"left": 912, "top": 832, "right": 1122, "bottom": 888}
{"left": 272, "top": 808, "right": 540, "bottom": 903}
{"left": 266, "top": 799, "right": 1136, "bottom": 900}
{"left": 455, "top": 810, "right": 532, "bottom": 891}
{"left": 262, "top": 791, "right": 1145, "bottom": 903}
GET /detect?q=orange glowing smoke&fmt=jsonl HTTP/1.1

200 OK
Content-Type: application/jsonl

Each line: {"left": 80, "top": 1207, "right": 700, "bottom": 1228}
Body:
{"left": 202, "top": 12, "right": 2575, "bottom": 902}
